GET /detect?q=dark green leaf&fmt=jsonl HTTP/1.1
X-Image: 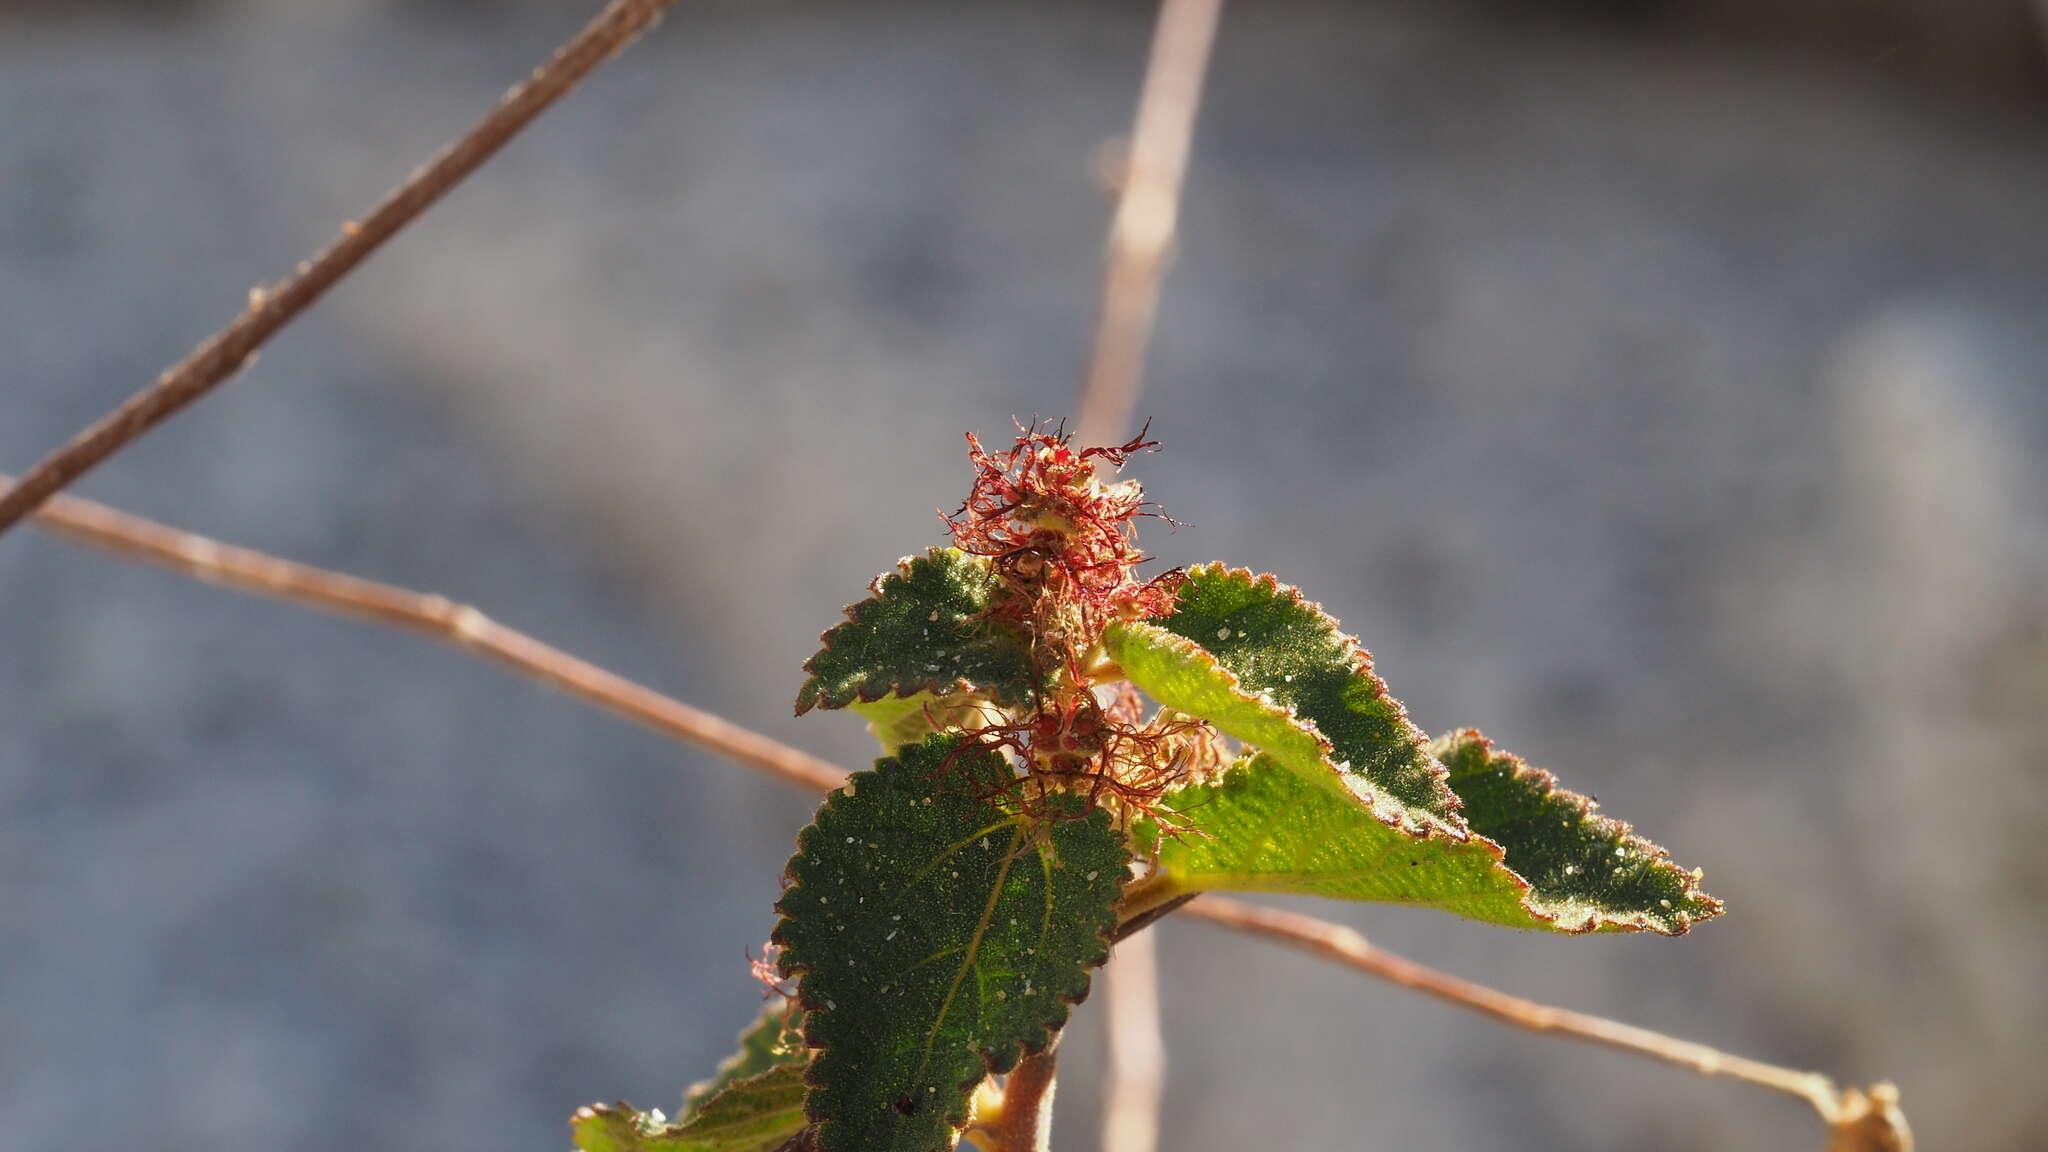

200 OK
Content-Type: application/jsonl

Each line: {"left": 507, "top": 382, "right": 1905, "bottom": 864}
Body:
{"left": 794, "top": 549, "right": 1037, "bottom": 716}
{"left": 772, "top": 735, "right": 1129, "bottom": 1152}
{"left": 1430, "top": 728, "right": 1720, "bottom": 933}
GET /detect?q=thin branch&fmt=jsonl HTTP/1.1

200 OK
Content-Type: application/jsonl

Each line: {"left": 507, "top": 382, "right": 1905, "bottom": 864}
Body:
{"left": 0, "top": 0, "right": 682, "bottom": 541}
{"left": 10, "top": 475, "right": 846, "bottom": 794}
{"left": 1073, "top": 0, "right": 1225, "bottom": 450}
{"left": 1100, "top": 930, "right": 1166, "bottom": 1152}
{"left": 1184, "top": 897, "right": 1913, "bottom": 1150}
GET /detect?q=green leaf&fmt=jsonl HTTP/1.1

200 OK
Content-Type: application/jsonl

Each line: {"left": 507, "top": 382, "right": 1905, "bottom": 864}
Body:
{"left": 795, "top": 549, "right": 1037, "bottom": 716}
{"left": 1429, "top": 728, "right": 1721, "bottom": 932}
{"left": 848, "top": 693, "right": 1003, "bottom": 754}
{"left": 1103, "top": 564, "right": 1458, "bottom": 833}
{"left": 772, "top": 735, "right": 1129, "bottom": 1152}
{"left": 1152, "top": 741, "right": 1716, "bottom": 933}
{"left": 684, "top": 1002, "right": 807, "bottom": 1119}
{"left": 1114, "top": 566, "right": 1718, "bottom": 934}
{"left": 575, "top": 1065, "right": 807, "bottom": 1152}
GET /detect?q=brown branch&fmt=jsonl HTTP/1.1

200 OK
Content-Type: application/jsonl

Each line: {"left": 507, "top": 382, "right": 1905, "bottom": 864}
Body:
{"left": 0, "top": 0, "right": 683, "bottom": 542}
{"left": 1100, "top": 930, "right": 1166, "bottom": 1152}
{"left": 1184, "top": 897, "right": 1913, "bottom": 1151}
{"left": 11, "top": 475, "right": 846, "bottom": 795}
{"left": 1073, "top": 0, "right": 1225, "bottom": 451}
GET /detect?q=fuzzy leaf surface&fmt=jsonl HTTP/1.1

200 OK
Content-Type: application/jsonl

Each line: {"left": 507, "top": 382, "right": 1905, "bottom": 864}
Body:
{"left": 574, "top": 1065, "right": 807, "bottom": 1152}
{"left": 684, "top": 1002, "right": 807, "bottom": 1119}
{"left": 1428, "top": 729, "right": 1720, "bottom": 932}
{"left": 1104, "top": 564, "right": 1458, "bottom": 832}
{"left": 772, "top": 735, "right": 1128, "bottom": 1152}
{"left": 795, "top": 549, "right": 1036, "bottom": 715}
{"left": 1152, "top": 741, "right": 1716, "bottom": 933}
{"left": 1115, "top": 566, "right": 1718, "bottom": 933}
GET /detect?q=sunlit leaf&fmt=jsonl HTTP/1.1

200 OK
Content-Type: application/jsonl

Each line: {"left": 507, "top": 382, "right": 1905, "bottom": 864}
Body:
{"left": 574, "top": 1065, "right": 807, "bottom": 1152}
{"left": 1116, "top": 566, "right": 1718, "bottom": 933}
{"left": 772, "top": 735, "right": 1128, "bottom": 1152}
{"left": 795, "top": 549, "right": 1036, "bottom": 716}
{"left": 1104, "top": 564, "right": 1458, "bottom": 833}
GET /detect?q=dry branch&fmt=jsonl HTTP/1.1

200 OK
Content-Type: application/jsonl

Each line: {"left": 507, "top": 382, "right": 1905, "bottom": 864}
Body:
{"left": 10, "top": 475, "right": 845, "bottom": 794}
{"left": 1185, "top": 896, "right": 1913, "bottom": 1150}
{"left": 1073, "top": 0, "right": 1226, "bottom": 451}
{"left": 0, "top": 0, "right": 682, "bottom": 541}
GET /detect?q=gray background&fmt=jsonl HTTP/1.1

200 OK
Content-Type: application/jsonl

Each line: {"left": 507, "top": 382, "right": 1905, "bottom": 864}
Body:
{"left": 3, "top": 1, "right": 2045, "bottom": 1149}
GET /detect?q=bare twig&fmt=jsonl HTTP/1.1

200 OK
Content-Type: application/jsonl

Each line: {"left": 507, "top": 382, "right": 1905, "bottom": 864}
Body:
{"left": 11, "top": 476, "right": 846, "bottom": 794}
{"left": 1100, "top": 930, "right": 1166, "bottom": 1152}
{"left": 0, "top": 0, "right": 682, "bottom": 541}
{"left": 1073, "top": 0, "right": 1225, "bottom": 451}
{"left": 1185, "top": 897, "right": 1913, "bottom": 1150}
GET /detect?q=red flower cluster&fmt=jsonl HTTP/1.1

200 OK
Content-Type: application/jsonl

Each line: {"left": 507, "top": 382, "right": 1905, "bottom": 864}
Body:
{"left": 941, "top": 424, "right": 1210, "bottom": 826}
{"left": 943, "top": 423, "right": 1181, "bottom": 643}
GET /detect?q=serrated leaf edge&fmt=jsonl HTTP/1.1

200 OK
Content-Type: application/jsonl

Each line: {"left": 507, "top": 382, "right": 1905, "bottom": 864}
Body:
{"left": 1433, "top": 727, "right": 1723, "bottom": 935}
{"left": 1138, "top": 565, "right": 1718, "bottom": 936}
{"left": 793, "top": 548, "right": 1028, "bottom": 716}
{"left": 1176, "top": 563, "right": 1463, "bottom": 824}
{"left": 1111, "top": 616, "right": 1470, "bottom": 844}
{"left": 768, "top": 750, "right": 1120, "bottom": 1145}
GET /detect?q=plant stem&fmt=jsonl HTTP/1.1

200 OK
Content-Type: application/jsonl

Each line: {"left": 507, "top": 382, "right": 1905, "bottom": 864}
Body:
{"left": 0, "top": 0, "right": 682, "bottom": 541}
{"left": 1114, "top": 870, "right": 1187, "bottom": 928}
{"left": 8, "top": 475, "right": 847, "bottom": 794}
{"left": 984, "top": 1041, "right": 1060, "bottom": 1152}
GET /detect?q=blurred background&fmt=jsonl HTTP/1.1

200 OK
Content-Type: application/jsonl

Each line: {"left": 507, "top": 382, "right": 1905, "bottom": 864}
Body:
{"left": 3, "top": 1, "right": 2045, "bottom": 1149}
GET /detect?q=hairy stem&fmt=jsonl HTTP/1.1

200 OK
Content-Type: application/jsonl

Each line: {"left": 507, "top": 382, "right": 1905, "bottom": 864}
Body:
{"left": 984, "top": 1042, "right": 1060, "bottom": 1152}
{"left": 0, "top": 0, "right": 682, "bottom": 541}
